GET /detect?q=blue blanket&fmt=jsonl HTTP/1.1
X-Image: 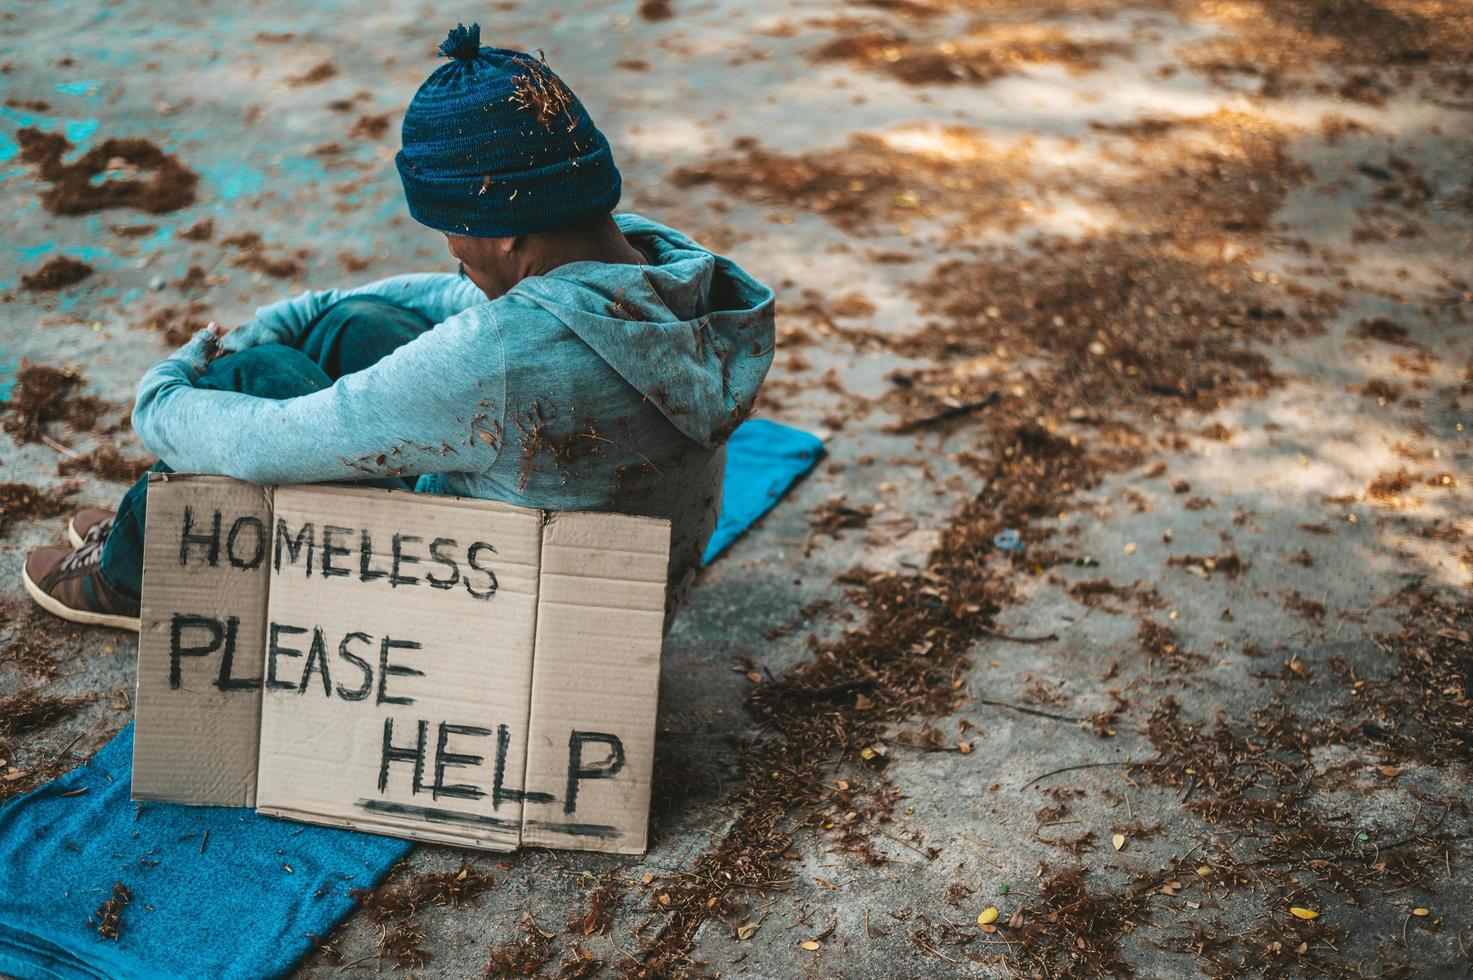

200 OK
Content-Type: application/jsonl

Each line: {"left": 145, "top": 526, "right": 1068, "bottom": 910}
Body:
{"left": 0, "top": 419, "right": 823, "bottom": 980}
{"left": 702, "top": 419, "right": 825, "bottom": 564}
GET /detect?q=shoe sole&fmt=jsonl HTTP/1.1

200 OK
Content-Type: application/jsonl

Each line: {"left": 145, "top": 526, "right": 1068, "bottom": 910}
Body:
{"left": 21, "top": 560, "right": 141, "bottom": 633}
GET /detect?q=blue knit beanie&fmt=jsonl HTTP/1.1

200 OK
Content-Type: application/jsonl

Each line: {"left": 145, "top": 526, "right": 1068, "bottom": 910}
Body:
{"left": 395, "top": 24, "right": 621, "bottom": 237}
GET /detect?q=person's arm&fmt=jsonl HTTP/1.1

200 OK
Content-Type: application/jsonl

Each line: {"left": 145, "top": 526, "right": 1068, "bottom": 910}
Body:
{"left": 133, "top": 309, "right": 506, "bottom": 484}
{"left": 219, "top": 273, "right": 483, "bottom": 353}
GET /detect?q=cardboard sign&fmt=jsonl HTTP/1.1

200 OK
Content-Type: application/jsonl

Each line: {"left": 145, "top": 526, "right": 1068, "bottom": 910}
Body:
{"left": 132, "top": 474, "right": 670, "bottom": 854}
{"left": 133, "top": 475, "right": 273, "bottom": 806}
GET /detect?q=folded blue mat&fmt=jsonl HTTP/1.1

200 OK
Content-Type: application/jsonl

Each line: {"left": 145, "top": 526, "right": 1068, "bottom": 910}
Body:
{"left": 0, "top": 419, "right": 823, "bottom": 980}
{"left": 702, "top": 419, "right": 825, "bottom": 564}
{"left": 0, "top": 726, "right": 406, "bottom": 980}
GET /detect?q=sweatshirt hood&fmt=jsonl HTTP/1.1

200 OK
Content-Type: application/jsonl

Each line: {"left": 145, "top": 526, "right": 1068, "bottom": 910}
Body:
{"left": 508, "top": 212, "right": 775, "bottom": 448}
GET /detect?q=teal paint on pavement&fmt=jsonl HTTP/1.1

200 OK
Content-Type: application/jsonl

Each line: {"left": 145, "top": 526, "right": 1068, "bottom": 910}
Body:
{"left": 141, "top": 224, "right": 176, "bottom": 249}
{"left": 17, "top": 243, "right": 56, "bottom": 261}
{"left": 0, "top": 112, "right": 97, "bottom": 153}
{"left": 0, "top": 355, "right": 18, "bottom": 402}
{"left": 14, "top": 243, "right": 115, "bottom": 263}
{"left": 62, "top": 119, "right": 98, "bottom": 145}
{"left": 0, "top": 107, "right": 38, "bottom": 128}
{"left": 198, "top": 161, "right": 265, "bottom": 202}
{"left": 54, "top": 81, "right": 98, "bottom": 96}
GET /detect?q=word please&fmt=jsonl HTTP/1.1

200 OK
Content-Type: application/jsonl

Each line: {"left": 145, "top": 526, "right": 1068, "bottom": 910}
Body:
{"left": 167, "top": 616, "right": 429, "bottom": 705}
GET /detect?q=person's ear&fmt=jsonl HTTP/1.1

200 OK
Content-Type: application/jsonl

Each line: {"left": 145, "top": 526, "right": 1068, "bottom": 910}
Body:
{"left": 499, "top": 235, "right": 521, "bottom": 255}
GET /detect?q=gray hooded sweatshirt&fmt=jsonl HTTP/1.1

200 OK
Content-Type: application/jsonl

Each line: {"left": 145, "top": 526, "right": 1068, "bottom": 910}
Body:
{"left": 132, "top": 213, "right": 776, "bottom": 626}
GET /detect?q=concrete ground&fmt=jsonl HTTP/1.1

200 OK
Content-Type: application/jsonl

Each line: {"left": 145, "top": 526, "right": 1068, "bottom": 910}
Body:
{"left": 2, "top": 0, "right": 1471, "bottom": 977}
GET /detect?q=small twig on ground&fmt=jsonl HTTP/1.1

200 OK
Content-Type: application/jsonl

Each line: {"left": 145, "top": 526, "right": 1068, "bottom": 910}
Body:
{"left": 976, "top": 698, "right": 1082, "bottom": 724}
{"left": 875, "top": 829, "right": 939, "bottom": 861}
{"left": 909, "top": 931, "right": 958, "bottom": 963}
{"left": 1022, "top": 761, "right": 1152, "bottom": 789}
{"left": 40, "top": 434, "right": 84, "bottom": 460}
{"left": 887, "top": 392, "right": 1001, "bottom": 434}
{"left": 55, "top": 731, "right": 85, "bottom": 763}
{"left": 1372, "top": 807, "right": 1450, "bottom": 854}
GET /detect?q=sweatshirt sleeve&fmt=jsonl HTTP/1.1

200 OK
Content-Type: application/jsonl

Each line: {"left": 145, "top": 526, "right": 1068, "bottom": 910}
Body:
{"left": 133, "top": 308, "right": 507, "bottom": 484}
{"left": 220, "top": 273, "right": 483, "bottom": 353}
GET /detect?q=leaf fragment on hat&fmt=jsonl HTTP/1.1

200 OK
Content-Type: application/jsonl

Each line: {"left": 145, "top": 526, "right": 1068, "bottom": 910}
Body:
{"left": 508, "top": 52, "right": 578, "bottom": 132}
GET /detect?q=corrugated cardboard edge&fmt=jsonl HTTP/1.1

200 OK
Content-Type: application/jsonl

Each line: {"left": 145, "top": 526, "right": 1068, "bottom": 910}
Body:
{"left": 519, "top": 510, "right": 670, "bottom": 854}
{"left": 250, "top": 804, "right": 521, "bottom": 851}
{"left": 132, "top": 473, "right": 273, "bottom": 806}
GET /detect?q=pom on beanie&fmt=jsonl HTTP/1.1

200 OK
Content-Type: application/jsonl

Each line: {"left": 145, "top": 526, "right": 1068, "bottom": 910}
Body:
{"left": 395, "top": 24, "right": 622, "bottom": 237}
{"left": 438, "top": 22, "right": 481, "bottom": 62}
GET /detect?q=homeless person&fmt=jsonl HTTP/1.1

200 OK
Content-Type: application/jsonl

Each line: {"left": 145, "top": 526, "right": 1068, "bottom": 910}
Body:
{"left": 23, "top": 23, "right": 775, "bottom": 635}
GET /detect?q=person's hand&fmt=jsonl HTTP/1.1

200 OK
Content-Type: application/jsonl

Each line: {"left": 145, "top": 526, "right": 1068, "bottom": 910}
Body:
{"left": 200, "top": 321, "right": 232, "bottom": 364}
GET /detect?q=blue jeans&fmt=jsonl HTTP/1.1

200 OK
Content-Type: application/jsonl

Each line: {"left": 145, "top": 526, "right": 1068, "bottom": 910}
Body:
{"left": 99, "top": 296, "right": 433, "bottom": 599}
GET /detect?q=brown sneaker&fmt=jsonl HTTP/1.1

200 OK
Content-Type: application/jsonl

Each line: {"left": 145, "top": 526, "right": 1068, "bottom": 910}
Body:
{"left": 22, "top": 537, "right": 140, "bottom": 632}
{"left": 67, "top": 508, "right": 116, "bottom": 549}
